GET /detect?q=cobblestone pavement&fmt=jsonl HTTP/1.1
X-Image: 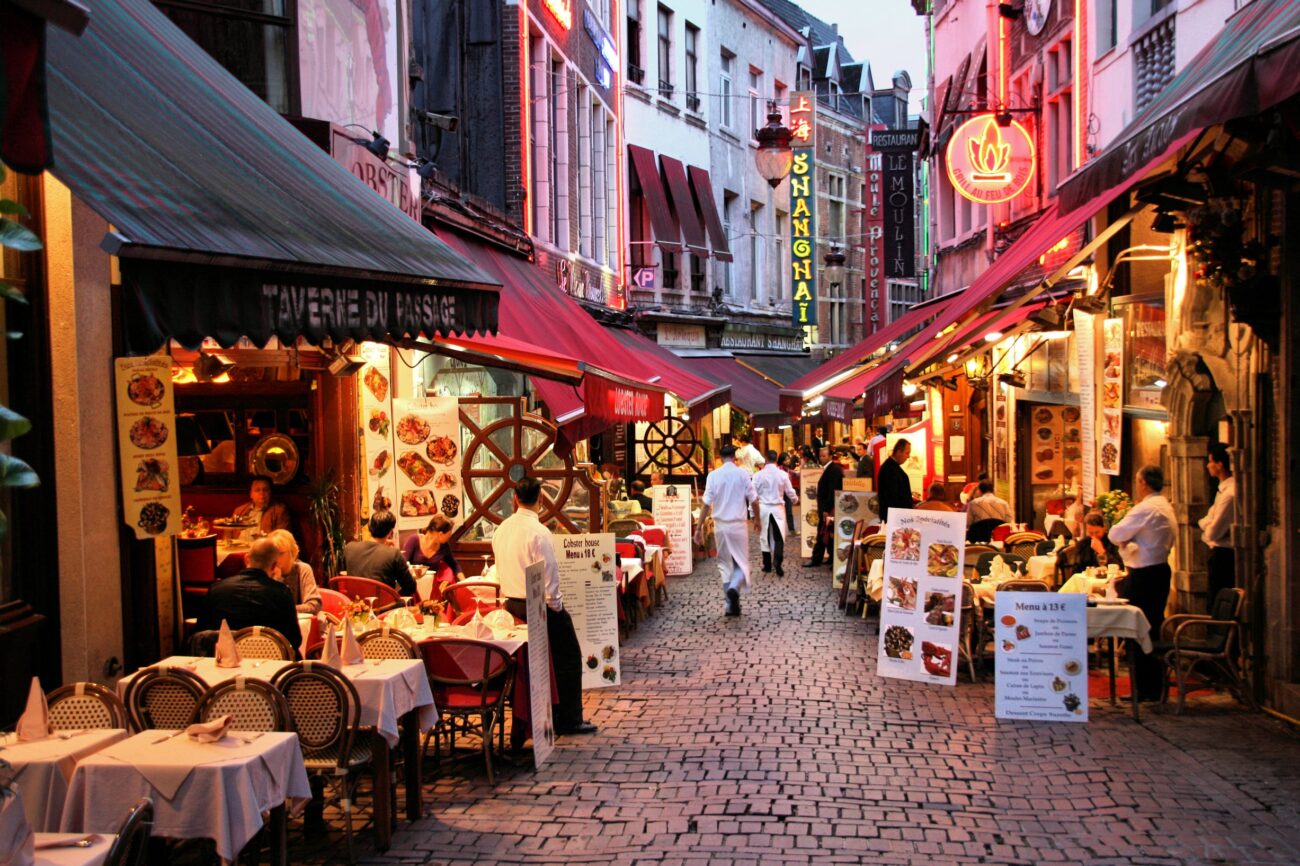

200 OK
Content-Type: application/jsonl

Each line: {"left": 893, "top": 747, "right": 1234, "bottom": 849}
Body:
{"left": 305, "top": 541, "right": 1300, "bottom": 865}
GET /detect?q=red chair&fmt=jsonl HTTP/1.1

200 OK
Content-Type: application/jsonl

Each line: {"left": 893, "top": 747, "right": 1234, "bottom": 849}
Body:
{"left": 419, "top": 639, "right": 515, "bottom": 783}
{"left": 638, "top": 526, "right": 667, "bottom": 547}
{"left": 330, "top": 575, "right": 403, "bottom": 611}
{"left": 615, "top": 541, "right": 639, "bottom": 561}
{"left": 319, "top": 587, "right": 353, "bottom": 620}
{"left": 990, "top": 524, "right": 1015, "bottom": 544}
{"left": 441, "top": 580, "right": 502, "bottom": 616}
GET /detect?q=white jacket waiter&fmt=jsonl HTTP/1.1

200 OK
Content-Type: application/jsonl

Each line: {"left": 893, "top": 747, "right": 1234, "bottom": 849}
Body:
{"left": 696, "top": 444, "right": 757, "bottom": 617}
{"left": 753, "top": 451, "right": 798, "bottom": 577}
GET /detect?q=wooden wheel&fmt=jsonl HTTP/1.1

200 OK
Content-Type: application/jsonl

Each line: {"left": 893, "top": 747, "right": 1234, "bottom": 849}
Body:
{"left": 635, "top": 415, "right": 702, "bottom": 477}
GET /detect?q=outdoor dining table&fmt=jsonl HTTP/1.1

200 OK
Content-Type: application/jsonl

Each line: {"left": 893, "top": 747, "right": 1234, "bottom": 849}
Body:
{"left": 0, "top": 729, "right": 128, "bottom": 831}
{"left": 1025, "top": 554, "right": 1058, "bottom": 583}
{"left": 33, "top": 833, "right": 115, "bottom": 866}
{"left": 59, "top": 730, "right": 311, "bottom": 864}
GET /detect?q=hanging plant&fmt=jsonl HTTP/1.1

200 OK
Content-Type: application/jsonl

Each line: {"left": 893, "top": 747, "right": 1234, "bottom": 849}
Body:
{"left": 1185, "top": 196, "right": 1279, "bottom": 348}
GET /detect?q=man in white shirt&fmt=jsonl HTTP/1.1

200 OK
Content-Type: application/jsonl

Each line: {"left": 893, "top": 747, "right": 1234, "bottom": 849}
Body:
{"left": 696, "top": 445, "right": 757, "bottom": 616}
{"left": 1198, "top": 443, "right": 1236, "bottom": 601}
{"left": 966, "top": 480, "right": 1015, "bottom": 528}
{"left": 493, "top": 476, "right": 596, "bottom": 735}
{"left": 1108, "top": 464, "right": 1178, "bottom": 702}
{"left": 753, "top": 450, "right": 798, "bottom": 577}
{"left": 733, "top": 432, "right": 765, "bottom": 475}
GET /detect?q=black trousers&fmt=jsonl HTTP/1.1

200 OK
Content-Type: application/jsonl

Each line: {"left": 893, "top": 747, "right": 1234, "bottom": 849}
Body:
{"left": 766, "top": 513, "right": 785, "bottom": 568}
{"left": 1118, "top": 562, "right": 1171, "bottom": 700}
{"left": 785, "top": 499, "right": 795, "bottom": 532}
{"left": 1207, "top": 546, "right": 1236, "bottom": 602}
{"left": 504, "top": 598, "right": 585, "bottom": 732}
{"left": 808, "top": 515, "right": 831, "bottom": 565}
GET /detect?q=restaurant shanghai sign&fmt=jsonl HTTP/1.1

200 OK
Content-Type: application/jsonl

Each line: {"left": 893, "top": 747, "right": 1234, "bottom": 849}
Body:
{"left": 790, "top": 91, "right": 817, "bottom": 328}
{"left": 945, "top": 116, "right": 1035, "bottom": 204}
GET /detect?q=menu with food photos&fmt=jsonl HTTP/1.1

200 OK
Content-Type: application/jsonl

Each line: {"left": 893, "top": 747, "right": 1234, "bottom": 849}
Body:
{"left": 799, "top": 466, "right": 823, "bottom": 559}
{"left": 651, "top": 484, "right": 693, "bottom": 576}
{"left": 1099, "top": 317, "right": 1123, "bottom": 477}
{"left": 391, "top": 396, "right": 463, "bottom": 531}
{"left": 115, "top": 356, "right": 182, "bottom": 539}
{"left": 555, "top": 533, "right": 620, "bottom": 689}
{"left": 358, "top": 342, "right": 398, "bottom": 522}
{"left": 994, "top": 591, "right": 1088, "bottom": 722}
{"left": 524, "top": 561, "right": 555, "bottom": 766}
{"left": 1073, "top": 311, "right": 1097, "bottom": 504}
{"left": 831, "top": 491, "right": 874, "bottom": 590}
{"left": 1028, "top": 405, "right": 1064, "bottom": 485}
{"left": 876, "top": 508, "right": 967, "bottom": 686}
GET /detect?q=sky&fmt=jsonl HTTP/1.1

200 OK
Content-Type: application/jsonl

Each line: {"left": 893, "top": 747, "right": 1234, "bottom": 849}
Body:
{"left": 793, "top": 0, "right": 930, "bottom": 114}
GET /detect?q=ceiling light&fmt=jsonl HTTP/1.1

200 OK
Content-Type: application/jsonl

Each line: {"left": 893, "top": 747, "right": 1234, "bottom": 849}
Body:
{"left": 984, "top": 331, "right": 1003, "bottom": 343}
{"left": 946, "top": 353, "right": 960, "bottom": 364}
{"left": 901, "top": 381, "right": 918, "bottom": 397}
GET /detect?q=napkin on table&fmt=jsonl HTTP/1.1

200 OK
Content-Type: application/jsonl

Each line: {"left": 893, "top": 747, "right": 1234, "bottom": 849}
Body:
{"left": 467, "top": 611, "right": 494, "bottom": 640}
{"left": 15, "top": 677, "right": 51, "bottom": 742}
{"left": 185, "top": 714, "right": 232, "bottom": 743}
{"left": 483, "top": 608, "right": 514, "bottom": 631}
{"left": 214, "top": 619, "right": 241, "bottom": 668}
{"left": 340, "top": 619, "right": 364, "bottom": 666}
{"left": 320, "top": 623, "right": 342, "bottom": 668}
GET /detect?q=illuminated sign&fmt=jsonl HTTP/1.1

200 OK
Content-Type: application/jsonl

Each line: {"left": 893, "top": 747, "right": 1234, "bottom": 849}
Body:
{"left": 543, "top": 0, "right": 572, "bottom": 30}
{"left": 863, "top": 129, "right": 885, "bottom": 334}
{"left": 945, "top": 116, "right": 1036, "bottom": 204}
{"left": 790, "top": 91, "right": 816, "bottom": 329}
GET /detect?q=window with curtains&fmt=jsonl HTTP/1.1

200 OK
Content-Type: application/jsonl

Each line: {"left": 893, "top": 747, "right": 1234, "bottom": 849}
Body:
{"left": 748, "top": 68, "right": 761, "bottom": 141}
{"left": 657, "top": 5, "right": 673, "bottom": 97}
{"left": 1096, "top": 0, "right": 1118, "bottom": 54}
{"left": 689, "top": 253, "right": 705, "bottom": 294}
{"left": 773, "top": 210, "right": 787, "bottom": 301}
{"left": 722, "top": 191, "right": 737, "bottom": 295}
{"left": 684, "top": 23, "right": 699, "bottom": 112}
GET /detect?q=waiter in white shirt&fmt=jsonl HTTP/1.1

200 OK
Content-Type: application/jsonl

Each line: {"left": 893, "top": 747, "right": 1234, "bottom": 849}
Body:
{"left": 1199, "top": 443, "right": 1236, "bottom": 601}
{"left": 733, "top": 432, "right": 765, "bottom": 475}
{"left": 493, "top": 476, "right": 596, "bottom": 736}
{"left": 1108, "top": 464, "right": 1178, "bottom": 702}
{"left": 696, "top": 444, "right": 757, "bottom": 616}
{"left": 753, "top": 449, "right": 798, "bottom": 577}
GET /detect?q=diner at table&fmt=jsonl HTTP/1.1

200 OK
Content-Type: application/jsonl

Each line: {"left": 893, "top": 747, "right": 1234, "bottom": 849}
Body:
{"left": 230, "top": 475, "right": 292, "bottom": 536}
{"left": 343, "top": 510, "right": 417, "bottom": 597}
{"left": 267, "top": 529, "right": 322, "bottom": 614}
{"left": 198, "top": 538, "right": 303, "bottom": 652}
{"left": 401, "top": 514, "right": 466, "bottom": 587}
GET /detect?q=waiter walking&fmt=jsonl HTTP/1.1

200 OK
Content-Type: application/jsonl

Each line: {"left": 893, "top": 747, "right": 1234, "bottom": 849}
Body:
{"left": 754, "top": 450, "right": 798, "bottom": 577}
{"left": 696, "top": 444, "right": 757, "bottom": 616}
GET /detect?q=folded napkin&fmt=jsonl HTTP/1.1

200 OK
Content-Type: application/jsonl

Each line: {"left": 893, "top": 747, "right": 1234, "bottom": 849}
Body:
{"left": 467, "top": 611, "right": 494, "bottom": 640}
{"left": 483, "top": 608, "right": 514, "bottom": 630}
{"left": 15, "top": 677, "right": 51, "bottom": 742}
{"left": 340, "top": 619, "right": 364, "bottom": 666}
{"left": 185, "top": 714, "right": 232, "bottom": 743}
{"left": 320, "top": 623, "right": 342, "bottom": 668}
{"left": 215, "top": 619, "right": 241, "bottom": 668}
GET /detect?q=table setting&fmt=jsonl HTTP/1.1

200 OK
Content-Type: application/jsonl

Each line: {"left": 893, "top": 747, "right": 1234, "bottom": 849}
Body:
{"left": 0, "top": 729, "right": 129, "bottom": 832}
{"left": 32, "top": 833, "right": 114, "bottom": 866}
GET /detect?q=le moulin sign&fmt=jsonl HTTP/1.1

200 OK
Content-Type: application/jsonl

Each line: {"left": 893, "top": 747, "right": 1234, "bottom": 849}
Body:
{"left": 789, "top": 91, "right": 817, "bottom": 330}
{"left": 871, "top": 127, "right": 920, "bottom": 280}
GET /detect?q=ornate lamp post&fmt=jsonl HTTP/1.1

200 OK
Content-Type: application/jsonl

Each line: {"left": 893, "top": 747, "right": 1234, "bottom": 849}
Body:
{"left": 754, "top": 102, "right": 794, "bottom": 187}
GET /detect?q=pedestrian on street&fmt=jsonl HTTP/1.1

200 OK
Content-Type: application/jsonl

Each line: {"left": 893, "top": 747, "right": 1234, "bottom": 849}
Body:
{"left": 1108, "top": 464, "right": 1178, "bottom": 703}
{"left": 1199, "top": 442, "right": 1237, "bottom": 600}
{"left": 733, "top": 432, "right": 765, "bottom": 474}
{"left": 754, "top": 450, "right": 798, "bottom": 576}
{"left": 493, "top": 476, "right": 597, "bottom": 735}
{"left": 805, "top": 447, "right": 844, "bottom": 568}
{"left": 876, "top": 439, "right": 914, "bottom": 523}
{"left": 696, "top": 444, "right": 757, "bottom": 616}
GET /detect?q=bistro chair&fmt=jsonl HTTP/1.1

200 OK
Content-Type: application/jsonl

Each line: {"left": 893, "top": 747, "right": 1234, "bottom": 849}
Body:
{"left": 967, "top": 519, "right": 1002, "bottom": 544}
{"left": 195, "top": 677, "right": 292, "bottom": 732}
{"left": 123, "top": 665, "right": 206, "bottom": 732}
{"left": 858, "top": 534, "right": 888, "bottom": 621}
{"left": 330, "top": 576, "right": 403, "bottom": 612}
{"left": 357, "top": 627, "right": 420, "bottom": 660}
{"left": 1005, "top": 531, "right": 1046, "bottom": 560}
{"left": 319, "top": 587, "right": 353, "bottom": 621}
{"left": 421, "top": 638, "right": 516, "bottom": 784}
{"left": 998, "top": 579, "right": 1050, "bottom": 592}
{"left": 974, "top": 551, "right": 1027, "bottom": 579}
{"left": 1158, "top": 588, "right": 1249, "bottom": 713}
{"left": 272, "top": 662, "right": 389, "bottom": 861}
{"left": 442, "top": 580, "right": 503, "bottom": 616}
{"left": 232, "top": 625, "right": 295, "bottom": 660}
{"left": 46, "top": 682, "right": 128, "bottom": 731}
{"left": 104, "top": 797, "right": 154, "bottom": 866}
{"left": 607, "top": 518, "right": 642, "bottom": 537}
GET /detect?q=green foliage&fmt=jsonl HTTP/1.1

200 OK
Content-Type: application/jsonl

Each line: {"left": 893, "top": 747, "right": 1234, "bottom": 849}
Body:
{"left": 306, "top": 472, "right": 347, "bottom": 579}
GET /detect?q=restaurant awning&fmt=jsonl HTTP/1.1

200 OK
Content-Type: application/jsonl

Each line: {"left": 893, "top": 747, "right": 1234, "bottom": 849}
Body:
{"left": 602, "top": 327, "right": 732, "bottom": 415}
{"left": 628, "top": 144, "right": 682, "bottom": 254}
{"left": 50, "top": 0, "right": 499, "bottom": 354}
{"left": 675, "top": 354, "right": 785, "bottom": 426}
{"left": 737, "top": 353, "right": 818, "bottom": 386}
{"left": 687, "top": 165, "right": 733, "bottom": 262}
{"left": 661, "top": 156, "right": 709, "bottom": 258}
{"left": 905, "top": 301, "right": 1048, "bottom": 376}
{"left": 1058, "top": 0, "right": 1300, "bottom": 216}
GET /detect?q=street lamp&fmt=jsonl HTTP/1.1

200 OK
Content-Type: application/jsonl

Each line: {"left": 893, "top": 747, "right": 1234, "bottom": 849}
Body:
{"left": 823, "top": 246, "right": 846, "bottom": 287}
{"left": 754, "top": 102, "right": 794, "bottom": 187}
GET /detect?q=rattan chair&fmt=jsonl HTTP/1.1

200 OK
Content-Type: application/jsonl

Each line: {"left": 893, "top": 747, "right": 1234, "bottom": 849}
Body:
{"left": 319, "top": 587, "right": 353, "bottom": 620}
{"left": 998, "top": 579, "right": 1050, "bottom": 591}
{"left": 46, "top": 682, "right": 128, "bottom": 731}
{"left": 122, "top": 665, "right": 206, "bottom": 732}
{"left": 442, "top": 580, "right": 503, "bottom": 616}
{"left": 857, "top": 534, "right": 887, "bottom": 621}
{"left": 420, "top": 638, "right": 515, "bottom": 784}
{"left": 357, "top": 627, "right": 419, "bottom": 660}
{"left": 196, "top": 677, "right": 292, "bottom": 731}
{"left": 1158, "top": 588, "right": 1250, "bottom": 713}
{"left": 272, "top": 662, "right": 389, "bottom": 861}
{"left": 232, "top": 625, "right": 295, "bottom": 660}
{"left": 1006, "top": 533, "right": 1046, "bottom": 560}
{"left": 962, "top": 544, "right": 997, "bottom": 582}
{"left": 104, "top": 797, "right": 153, "bottom": 866}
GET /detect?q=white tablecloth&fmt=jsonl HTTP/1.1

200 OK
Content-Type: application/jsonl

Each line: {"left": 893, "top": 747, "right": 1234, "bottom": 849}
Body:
{"left": 1026, "top": 554, "right": 1057, "bottom": 582}
{"left": 1088, "top": 603, "right": 1153, "bottom": 653}
{"left": 0, "top": 730, "right": 127, "bottom": 832}
{"left": 116, "top": 657, "right": 293, "bottom": 700}
{"left": 34, "top": 833, "right": 113, "bottom": 866}
{"left": 336, "top": 659, "right": 438, "bottom": 747}
{"left": 1058, "top": 574, "right": 1109, "bottom": 595}
{"left": 60, "top": 731, "right": 310, "bottom": 861}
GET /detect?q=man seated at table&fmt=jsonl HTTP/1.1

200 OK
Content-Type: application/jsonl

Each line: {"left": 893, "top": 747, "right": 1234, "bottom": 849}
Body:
{"left": 267, "top": 528, "right": 322, "bottom": 614}
{"left": 201, "top": 537, "right": 302, "bottom": 651}
{"left": 343, "top": 509, "right": 417, "bottom": 596}
{"left": 966, "top": 479, "right": 1014, "bottom": 527}
{"left": 231, "top": 475, "right": 292, "bottom": 535}
{"left": 1061, "top": 510, "right": 1124, "bottom": 577}
{"left": 629, "top": 479, "right": 654, "bottom": 513}
{"left": 916, "top": 482, "right": 956, "bottom": 512}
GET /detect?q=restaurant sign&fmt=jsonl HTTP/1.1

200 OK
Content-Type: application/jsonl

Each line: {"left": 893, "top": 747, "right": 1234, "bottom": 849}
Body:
{"left": 945, "top": 116, "right": 1036, "bottom": 204}
{"left": 114, "top": 356, "right": 182, "bottom": 539}
{"left": 863, "top": 142, "right": 885, "bottom": 333}
{"left": 789, "top": 91, "right": 817, "bottom": 329}
{"left": 656, "top": 323, "right": 706, "bottom": 349}
{"left": 328, "top": 126, "right": 421, "bottom": 222}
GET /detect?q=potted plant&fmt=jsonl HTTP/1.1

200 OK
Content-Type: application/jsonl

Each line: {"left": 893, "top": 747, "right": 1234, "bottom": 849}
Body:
{"left": 306, "top": 473, "right": 347, "bottom": 579}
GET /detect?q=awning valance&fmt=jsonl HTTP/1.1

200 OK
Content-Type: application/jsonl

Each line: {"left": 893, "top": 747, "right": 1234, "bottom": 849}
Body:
{"left": 687, "top": 165, "right": 734, "bottom": 262}
{"left": 602, "top": 327, "right": 732, "bottom": 415}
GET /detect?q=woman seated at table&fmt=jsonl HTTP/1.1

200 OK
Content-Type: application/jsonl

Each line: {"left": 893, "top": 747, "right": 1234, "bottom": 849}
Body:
{"left": 1062, "top": 510, "right": 1124, "bottom": 576}
{"left": 267, "top": 528, "right": 322, "bottom": 614}
{"left": 401, "top": 514, "right": 466, "bottom": 586}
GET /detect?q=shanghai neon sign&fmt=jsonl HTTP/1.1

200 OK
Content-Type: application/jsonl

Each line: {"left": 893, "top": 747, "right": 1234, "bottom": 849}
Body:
{"left": 945, "top": 115, "right": 1035, "bottom": 204}
{"left": 790, "top": 91, "right": 816, "bottom": 329}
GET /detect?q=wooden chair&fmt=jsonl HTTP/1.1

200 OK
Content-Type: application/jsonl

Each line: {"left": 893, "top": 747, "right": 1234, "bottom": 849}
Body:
{"left": 330, "top": 576, "right": 403, "bottom": 612}
{"left": 420, "top": 638, "right": 516, "bottom": 784}
{"left": 47, "top": 682, "right": 128, "bottom": 731}
{"left": 123, "top": 666, "right": 206, "bottom": 732}
{"left": 357, "top": 627, "right": 420, "bottom": 660}
{"left": 196, "top": 677, "right": 292, "bottom": 731}
{"left": 1158, "top": 588, "right": 1250, "bottom": 713}
{"left": 104, "top": 797, "right": 153, "bottom": 866}
{"left": 272, "top": 662, "right": 389, "bottom": 860}
{"left": 857, "top": 534, "right": 887, "bottom": 621}
{"left": 232, "top": 625, "right": 295, "bottom": 660}
{"left": 442, "top": 580, "right": 503, "bottom": 616}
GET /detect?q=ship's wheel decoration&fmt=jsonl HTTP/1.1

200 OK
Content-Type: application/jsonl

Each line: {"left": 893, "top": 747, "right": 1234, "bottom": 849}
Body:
{"left": 635, "top": 414, "right": 702, "bottom": 477}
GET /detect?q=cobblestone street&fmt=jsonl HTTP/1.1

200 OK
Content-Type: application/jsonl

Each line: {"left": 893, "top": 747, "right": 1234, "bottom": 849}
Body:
{"left": 321, "top": 543, "right": 1300, "bottom": 866}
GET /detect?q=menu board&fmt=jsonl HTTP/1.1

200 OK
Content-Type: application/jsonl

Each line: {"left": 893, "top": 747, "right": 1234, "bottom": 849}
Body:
{"left": 114, "top": 356, "right": 182, "bottom": 539}
{"left": 1073, "top": 311, "right": 1097, "bottom": 505}
{"left": 876, "top": 508, "right": 966, "bottom": 686}
{"left": 358, "top": 342, "right": 397, "bottom": 522}
{"left": 651, "top": 484, "right": 693, "bottom": 576}
{"left": 391, "top": 396, "right": 463, "bottom": 531}
{"left": 831, "top": 491, "right": 874, "bottom": 590}
{"left": 555, "top": 533, "right": 620, "bottom": 689}
{"left": 1027, "top": 405, "right": 1064, "bottom": 485}
{"left": 524, "top": 561, "right": 555, "bottom": 765}
{"left": 994, "top": 591, "right": 1088, "bottom": 722}
{"left": 991, "top": 346, "right": 1015, "bottom": 502}
{"left": 1099, "top": 317, "right": 1124, "bottom": 477}
{"left": 798, "top": 465, "right": 823, "bottom": 558}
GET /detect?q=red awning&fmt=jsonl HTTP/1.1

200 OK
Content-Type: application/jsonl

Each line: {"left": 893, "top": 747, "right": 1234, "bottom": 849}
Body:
{"left": 661, "top": 155, "right": 709, "bottom": 258}
{"left": 430, "top": 332, "right": 586, "bottom": 383}
{"left": 628, "top": 143, "right": 682, "bottom": 253}
{"left": 602, "top": 327, "right": 731, "bottom": 414}
{"left": 687, "top": 165, "right": 733, "bottom": 262}
{"left": 676, "top": 354, "right": 785, "bottom": 423}
{"left": 905, "top": 301, "right": 1048, "bottom": 375}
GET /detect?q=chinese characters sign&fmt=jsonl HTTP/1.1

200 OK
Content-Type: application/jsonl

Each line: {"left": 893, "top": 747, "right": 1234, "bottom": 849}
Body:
{"left": 945, "top": 116, "right": 1036, "bottom": 204}
{"left": 790, "top": 91, "right": 817, "bottom": 329}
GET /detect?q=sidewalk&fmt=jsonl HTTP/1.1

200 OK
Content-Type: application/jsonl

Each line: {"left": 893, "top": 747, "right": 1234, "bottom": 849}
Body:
{"left": 344, "top": 539, "right": 1300, "bottom": 865}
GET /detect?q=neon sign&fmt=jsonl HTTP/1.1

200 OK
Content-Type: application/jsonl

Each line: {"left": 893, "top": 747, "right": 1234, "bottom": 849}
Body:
{"left": 789, "top": 91, "right": 817, "bottom": 329}
{"left": 945, "top": 116, "right": 1035, "bottom": 204}
{"left": 543, "top": 0, "right": 572, "bottom": 30}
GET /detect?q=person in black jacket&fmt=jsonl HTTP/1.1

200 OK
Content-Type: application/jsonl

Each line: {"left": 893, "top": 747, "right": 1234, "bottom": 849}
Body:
{"left": 202, "top": 537, "right": 302, "bottom": 652}
{"left": 1061, "top": 510, "right": 1124, "bottom": 576}
{"left": 805, "top": 447, "right": 844, "bottom": 567}
{"left": 343, "top": 509, "right": 417, "bottom": 596}
{"left": 877, "top": 439, "right": 915, "bottom": 523}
